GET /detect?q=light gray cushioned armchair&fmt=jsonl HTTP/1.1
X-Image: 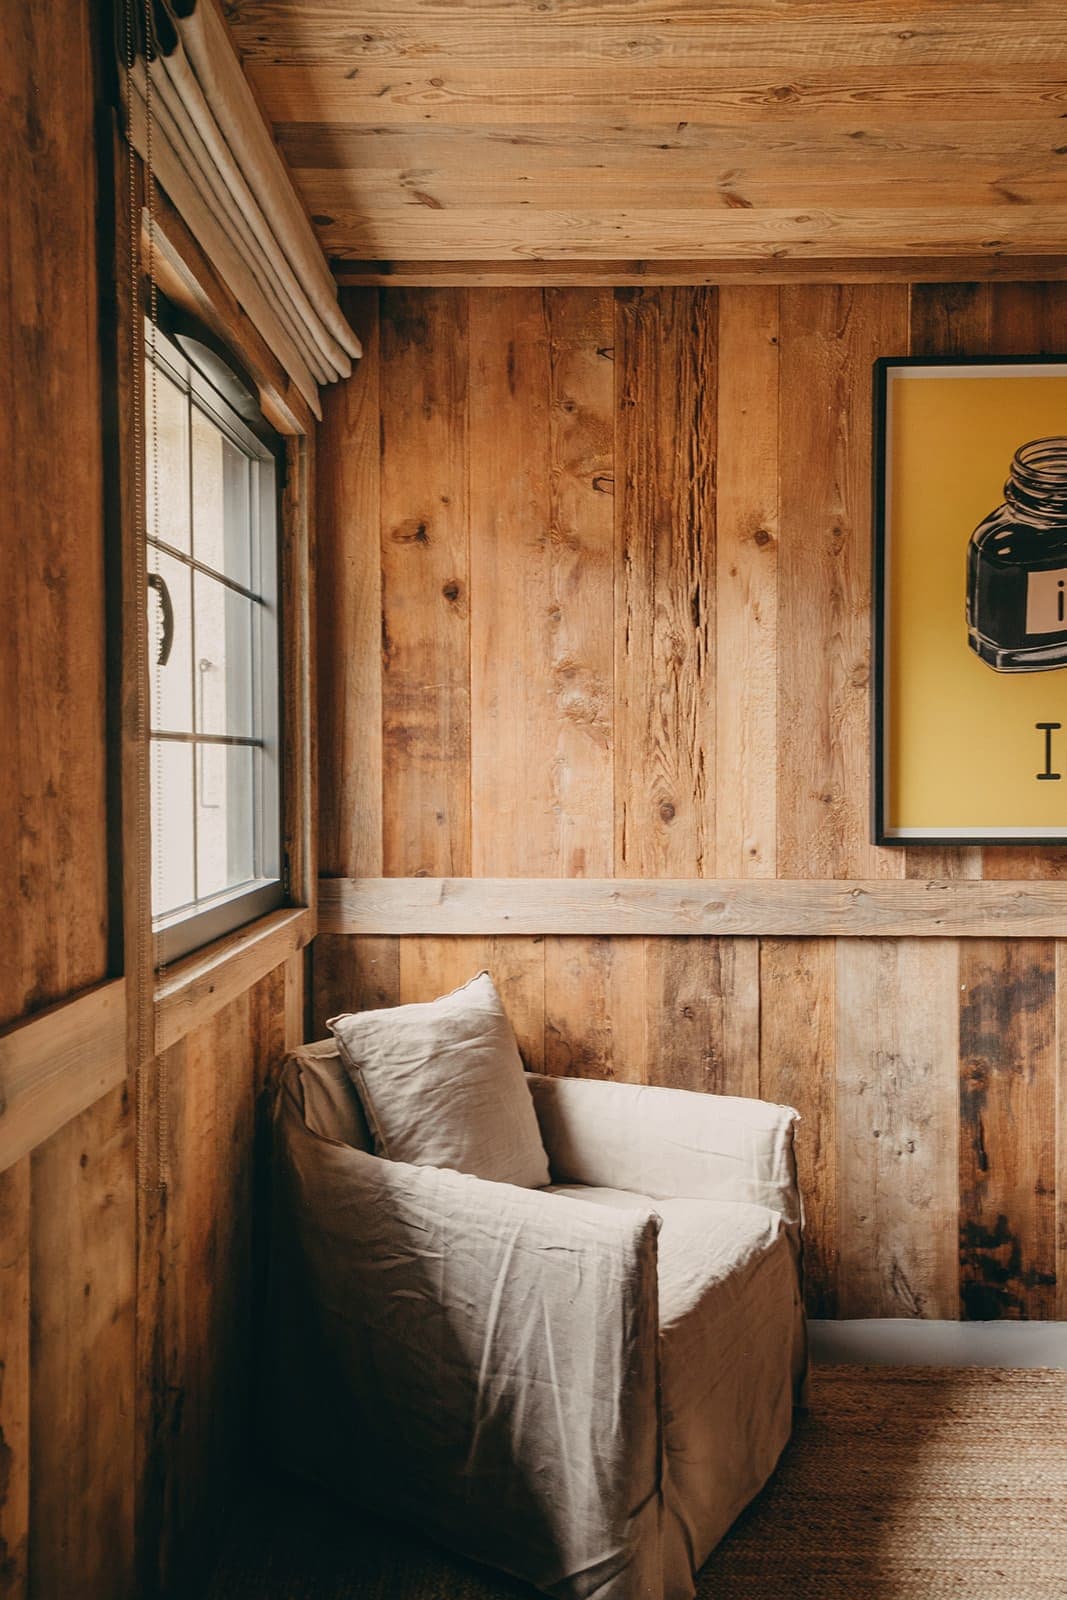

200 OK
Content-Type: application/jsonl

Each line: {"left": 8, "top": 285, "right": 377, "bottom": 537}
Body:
{"left": 271, "top": 1041, "right": 806, "bottom": 1600}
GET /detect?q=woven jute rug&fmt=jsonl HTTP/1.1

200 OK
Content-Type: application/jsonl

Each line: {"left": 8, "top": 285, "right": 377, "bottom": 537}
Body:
{"left": 206, "top": 1367, "right": 1067, "bottom": 1600}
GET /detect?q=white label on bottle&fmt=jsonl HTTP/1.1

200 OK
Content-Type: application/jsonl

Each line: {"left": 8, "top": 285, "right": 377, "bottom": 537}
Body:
{"left": 1026, "top": 566, "right": 1067, "bottom": 635}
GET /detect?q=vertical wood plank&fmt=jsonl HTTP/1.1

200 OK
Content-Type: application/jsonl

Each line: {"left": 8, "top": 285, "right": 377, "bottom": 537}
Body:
{"left": 283, "top": 950, "right": 306, "bottom": 1052}
{"left": 959, "top": 940, "right": 1057, "bottom": 1319}
{"left": 0, "top": 0, "right": 109, "bottom": 1028}
{"left": 545, "top": 937, "right": 648, "bottom": 1083}
{"left": 380, "top": 288, "right": 471, "bottom": 876}
{"left": 645, "top": 938, "right": 760, "bottom": 1098}
{"left": 398, "top": 937, "right": 546, "bottom": 1073}
{"left": 30, "top": 1086, "right": 136, "bottom": 1598}
{"left": 715, "top": 287, "right": 779, "bottom": 878}
{"left": 760, "top": 938, "right": 838, "bottom": 1316}
{"left": 469, "top": 288, "right": 615, "bottom": 877}
{"left": 778, "top": 285, "right": 909, "bottom": 880}
{"left": 311, "top": 935, "right": 400, "bottom": 1036}
{"left": 316, "top": 289, "right": 382, "bottom": 881}
{"left": 614, "top": 287, "right": 717, "bottom": 878}
{"left": 835, "top": 939, "right": 959, "bottom": 1318}
{"left": 0, "top": 1160, "right": 29, "bottom": 1600}
{"left": 904, "top": 283, "right": 992, "bottom": 883}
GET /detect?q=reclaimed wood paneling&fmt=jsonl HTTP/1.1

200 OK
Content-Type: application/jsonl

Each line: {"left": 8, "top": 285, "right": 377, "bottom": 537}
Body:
{"left": 136, "top": 966, "right": 290, "bottom": 1599}
{"left": 714, "top": 287, "right": 779, "bottom": 879}
{"left": 615, "top": 288, "right": 716, "bottom": 878}
{"left": 759, "top": 939, "right": 839, "bottom": 1318}
{"left": 0, "top": 0, "right": 109, "bottom": 1032}
{"left": 0, "top": 1160, "right": 30, "bottom": 1599}
{"left": 317, "top": 288, "right": 382, "bottom": 882}
{"left": 959, "top": 941, "right": 1058, "bottom": 1319}
{"left": 778, "top": 284, "right": 909, "bottom": 880}
{"left": 380, "top": 289, "right": 471, "bottom": 877}
{"left": 469, "top": 289, "right": 614, "bottom": 877}
{"left": 835, "top": 940, "right": 959, "bottom": 1319}
{"left": 30, "top": 1086, "right": 137, "bottom": 1599}
{"left": 314, "top": 282, "right": 1067, "bottom": 1321}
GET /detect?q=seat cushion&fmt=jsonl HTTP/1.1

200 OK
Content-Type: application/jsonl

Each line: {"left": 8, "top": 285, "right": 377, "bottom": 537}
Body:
{"left": 328, "top": 972, "right": 551, "bottom": 1189}
{"left": 548, "top": 1184, "right": 802, "bottom": 1599}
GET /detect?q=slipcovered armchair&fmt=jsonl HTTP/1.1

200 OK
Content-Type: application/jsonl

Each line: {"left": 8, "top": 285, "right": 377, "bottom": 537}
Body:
{"left": 271, "top": 1040, "right": 806, "bottom": 1600}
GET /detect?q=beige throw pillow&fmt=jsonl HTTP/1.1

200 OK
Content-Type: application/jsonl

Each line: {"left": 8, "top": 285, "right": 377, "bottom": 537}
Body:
{"left": 327, "top": 971, "right": 550, "bottom": 1189}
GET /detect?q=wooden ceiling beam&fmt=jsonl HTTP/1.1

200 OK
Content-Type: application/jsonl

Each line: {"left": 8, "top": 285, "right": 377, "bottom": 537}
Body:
{"left": 332, "top": 256, "right": 1067, "bottom": 286}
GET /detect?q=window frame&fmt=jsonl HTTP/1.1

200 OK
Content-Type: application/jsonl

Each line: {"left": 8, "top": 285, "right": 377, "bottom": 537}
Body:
{"left": 144, "top": 304, "right": 287, "bottom": 966}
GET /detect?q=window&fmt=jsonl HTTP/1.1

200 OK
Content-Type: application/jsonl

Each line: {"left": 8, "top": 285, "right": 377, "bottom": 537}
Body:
{"left": 145, "top": 312, "right": 283, "bottom": 963}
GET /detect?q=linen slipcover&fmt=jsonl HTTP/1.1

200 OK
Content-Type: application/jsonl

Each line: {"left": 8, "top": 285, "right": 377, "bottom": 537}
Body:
{"left": 327, "top": 972, "right": 551, "bottom": 1188}
{"left": 271, "top": 1041, "right": 805, "bottom": 1600}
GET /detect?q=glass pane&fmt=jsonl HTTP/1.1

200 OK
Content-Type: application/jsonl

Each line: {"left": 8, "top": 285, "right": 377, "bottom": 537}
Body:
{"left": 196, "top": 743, "right": 255, "bottom": 898}
{"left": 148, "top": 550, "right": 193, "bottom": 734}
{"left": 191, "top": 405, "right": 252, "bottom": 588}
{"left": 145, "top": 361, "right": 190, "bottom": 553}
{"left": 194, "top": 573, "right": 254, "bottom": 737}
{"left": 151, "top": 739, "right": 195, "bottom": 918}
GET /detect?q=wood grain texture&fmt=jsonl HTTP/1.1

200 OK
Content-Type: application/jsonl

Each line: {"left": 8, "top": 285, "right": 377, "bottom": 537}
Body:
{"left": 137, "top": 967, "right": 289, "bottom": 1600}
{"left": 317, "top": 289, "right": 382, "bottom": 879}
{"left": 319, "top": 875, "right": 1067, "bottom": 939}
{"left": 380, "top": 289, "right": 471, "bottom": 876}
{"left": 835, "top": 940, "right": 959, "bottom": 1319}
{"left": 0, "top": 1160, "right": 29, "bottom": 1600}
{"left": 959, "top": 940, "right": 1058, "bottom": 1319}
{"left": 0, "top": 981, "right": 126, "bottom": 1175}
{"left": 469, "top": 289, "right": 614, "bottom": 876}
{"left": 225, "top": 0, "right": 1067, "bottom": 264}
{"left": 759, "top": 939, "right": 838, "bottom": 1318}
{"left": 615, "top": 288, "right": 716, "bottom": 877}
{"left": 310, "top": 935, "right": 400, "bottom": 1037}
{"left": 714, "top": 287, "right": 779, "bottom": 877}
{"left": 0, "top": 0, "right": 108, "bottom": 1031}
{"left": 778, "top": 284, "right": 908, "bottom": 880}
{"left": 333, "top": 257, "right": 1067, "bottom": 288}
{"left": 30, "top": 1086, "right": 136, "bottom": 1598}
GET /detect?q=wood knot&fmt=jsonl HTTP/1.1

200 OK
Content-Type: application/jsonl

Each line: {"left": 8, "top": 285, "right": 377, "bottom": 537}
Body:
{"left": 442, "top": 581, "right": 462, "bottom": 603}
{"left": 659, "top": 801, "right": 676, "bottom": 823}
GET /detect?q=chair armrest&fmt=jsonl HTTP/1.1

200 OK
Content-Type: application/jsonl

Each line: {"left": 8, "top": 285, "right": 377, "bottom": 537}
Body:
{"left": 527, "top": 1072, "right": 801, "bottom": 1233}
{"left": 275, "top": 1075, "right": 663, "bottom": 1598}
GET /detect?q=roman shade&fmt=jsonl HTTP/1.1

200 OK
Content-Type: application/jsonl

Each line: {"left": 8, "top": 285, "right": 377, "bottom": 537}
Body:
{"left": 120, "top": 0, "right": 360, "bottom": 419}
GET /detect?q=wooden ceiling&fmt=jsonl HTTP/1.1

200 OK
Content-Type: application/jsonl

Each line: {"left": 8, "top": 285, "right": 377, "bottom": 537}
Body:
{"left": 225, "top": 1, "right": 1067, "bottom": 271}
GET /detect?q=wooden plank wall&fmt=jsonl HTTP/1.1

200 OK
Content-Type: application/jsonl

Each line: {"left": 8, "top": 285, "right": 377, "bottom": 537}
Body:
{"left": 315, "top": 280, "right": 1067, "bottom": 1325}
{"left": 0, "top": 5, "right": 301, "bottom": 1597}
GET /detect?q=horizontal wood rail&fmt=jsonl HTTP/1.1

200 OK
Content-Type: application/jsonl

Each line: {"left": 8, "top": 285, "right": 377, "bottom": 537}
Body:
{"left": 320, "top": 876, "right": 1067, "bottom": 940}
{"left": 0, "top": 907, "right": 314, "bottom": 1173}
{"left": 156, "top": 905, "right": 313, "bottom": 1055}
{"left": 0, "top": 980, "right": 126, "bottom": 1174}
{"left": 332, "top": 256, "right": 1067, "bottom": 289}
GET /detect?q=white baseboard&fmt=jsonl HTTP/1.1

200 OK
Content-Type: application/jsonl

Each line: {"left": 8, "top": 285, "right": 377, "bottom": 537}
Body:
{"left": 809, "top": 1318, "right": 1067, "bottom": 1369}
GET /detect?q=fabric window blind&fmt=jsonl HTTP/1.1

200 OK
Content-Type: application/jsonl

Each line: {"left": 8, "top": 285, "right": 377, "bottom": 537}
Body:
{"left": 121, "top": 0, "right": 360, "bottom": 418}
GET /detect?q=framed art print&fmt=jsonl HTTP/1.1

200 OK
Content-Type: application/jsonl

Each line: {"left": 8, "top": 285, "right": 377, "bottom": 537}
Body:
{"left": 874, "top": 355, "right": 1067, "bottom": 844}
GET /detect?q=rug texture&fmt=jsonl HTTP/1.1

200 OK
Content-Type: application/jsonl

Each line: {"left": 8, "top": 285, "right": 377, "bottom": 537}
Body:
{"left": 205, "top": 1366, "right": 1067, "bottom": 1600}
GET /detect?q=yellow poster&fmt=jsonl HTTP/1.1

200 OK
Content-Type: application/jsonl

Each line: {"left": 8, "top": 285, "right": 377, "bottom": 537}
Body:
{"left": 880, "top": 361, "right": 1067, "bottom": 839}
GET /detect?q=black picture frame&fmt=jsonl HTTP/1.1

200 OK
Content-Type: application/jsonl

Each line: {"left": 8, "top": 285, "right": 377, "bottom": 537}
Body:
{"left": 872, "top": 352, "right": 1067, "bottom": 847}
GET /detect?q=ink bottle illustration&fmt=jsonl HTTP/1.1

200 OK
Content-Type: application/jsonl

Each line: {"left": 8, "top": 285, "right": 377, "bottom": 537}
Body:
{"left": 967, "top": 436, "right": 1067, "bottom": 672}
